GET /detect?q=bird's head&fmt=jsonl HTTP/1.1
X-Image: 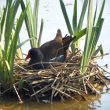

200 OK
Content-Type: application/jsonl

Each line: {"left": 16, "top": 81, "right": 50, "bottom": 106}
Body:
{"left": 62, "top": 35, "right": 72, "bottom": 46}
{"left": 25, "top": 48, "right": 43, "bottom": 61}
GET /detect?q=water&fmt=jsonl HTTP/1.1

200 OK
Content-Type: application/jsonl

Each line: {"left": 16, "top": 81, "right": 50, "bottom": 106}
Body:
{"left": 1, "top": 0, "right": 110, "bottom": 110}
{"left": 0, "top": 87, "right": 110, "bottom": 110}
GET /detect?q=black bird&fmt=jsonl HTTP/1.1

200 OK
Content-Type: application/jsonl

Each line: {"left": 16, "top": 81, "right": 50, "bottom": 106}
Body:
{"left": 25, "top": 48, "right": 65, "bottom": 69}
{"left": 25, "top": 48, "right": 46, "bottom": 69}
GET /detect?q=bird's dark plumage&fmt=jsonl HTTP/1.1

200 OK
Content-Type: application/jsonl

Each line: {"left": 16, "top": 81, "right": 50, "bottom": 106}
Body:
{"left": 62, "top": 35, "right": 72, "bottom": 56}
{"left": 26, "top": 48, "right": 47, "bottom": 69}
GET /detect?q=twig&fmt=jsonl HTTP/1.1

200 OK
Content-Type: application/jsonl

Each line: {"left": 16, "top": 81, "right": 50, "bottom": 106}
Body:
{"left": 1, "top": 87, "right": 13, "bottom": 95}
{"left": 97, "top": 65, "right": 110, "bottom": 74}
{"left": 92, "top": 53, "right": 109, "bottom": 59}
{"left": 13, "top": 84, "right": 23, "bottom": 104}
{"left": 83, "top": 77, "right": 88, "bottom": 94}
{"left": 51, "top": 72, "right": 61, "bottom": 87}
{"left": 31, "top": 84, "right": 51, "bottom": 97}
{"left": 29, "top": 84, "right": 39, "bottom": 102}
{"left": 96, "top": 73, "right": 108, "bottom": 89}
{"left": 66, "top": 87, "right": 87, "bottom": 100}
{"left": 51, "top": 82, "right": 61, "bottom": 103}
{"left": 52, "top": 87, "right": 79, "bottom": 102}
{"left": 0, "top": 83, "right": 1, "bottom": 96}
{"left": 85, "top": 78, "right": 100, "bottom": 95}
{"left": 14, "top": 63, "right": 27, "bottom": 72}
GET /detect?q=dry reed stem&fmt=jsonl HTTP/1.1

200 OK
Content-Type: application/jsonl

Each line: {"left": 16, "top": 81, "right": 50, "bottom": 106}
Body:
{"left": 13, "top": 84, "right": 23, "bottom": 104}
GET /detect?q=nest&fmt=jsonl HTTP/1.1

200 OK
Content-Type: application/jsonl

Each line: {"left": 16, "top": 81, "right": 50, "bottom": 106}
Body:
{"left": 1, "top": 49, "right": 110, "bottom": 104}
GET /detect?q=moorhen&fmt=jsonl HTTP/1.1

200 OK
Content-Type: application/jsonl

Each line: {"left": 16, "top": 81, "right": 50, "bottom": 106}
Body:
{"left": 39, "top": 29, "right": 63, "bottom": 61}
{"left": 25, "top": 48, "right": 47, "bottom": 69}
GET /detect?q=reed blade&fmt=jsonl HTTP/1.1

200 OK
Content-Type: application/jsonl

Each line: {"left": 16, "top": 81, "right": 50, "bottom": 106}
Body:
{"left": 59, "top": 0, "right": 73, "bottom": 35}
{"left": 80, "top": 0, "right": 105, "bottom": 74}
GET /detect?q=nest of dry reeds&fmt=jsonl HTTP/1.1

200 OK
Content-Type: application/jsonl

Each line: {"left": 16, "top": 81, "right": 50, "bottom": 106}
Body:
{"left": 2, "top": 49, "right": 110, "bottom": 104}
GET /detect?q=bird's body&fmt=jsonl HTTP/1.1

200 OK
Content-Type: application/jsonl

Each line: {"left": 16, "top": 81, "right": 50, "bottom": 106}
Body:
{"left": 40, "top": 29, "right": 63, "bottom": 61}
{"left": 40, "top": 40, "right": 63, "bottom": 61}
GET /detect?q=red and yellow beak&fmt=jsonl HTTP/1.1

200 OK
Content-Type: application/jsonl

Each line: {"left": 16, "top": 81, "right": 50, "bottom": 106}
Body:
{"left": 25, "top": 52, "right": 30, "bottom": 61}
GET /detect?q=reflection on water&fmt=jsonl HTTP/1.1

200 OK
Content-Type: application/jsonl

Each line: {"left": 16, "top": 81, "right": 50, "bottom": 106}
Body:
{"left": 0, "top": 95, "right": 103, "bottom": 110}
{"left": 1, "top": 0, "right": 110, "bottom": 110}
{"left": 0, "top": 86, "right": 110, "bottom": 110}
{"left": 0, "top": 90, "right": 110, "bottom": 110}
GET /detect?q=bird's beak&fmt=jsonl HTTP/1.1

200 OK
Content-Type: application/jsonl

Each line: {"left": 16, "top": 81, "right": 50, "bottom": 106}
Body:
{"left": 25, "top": 52, "right": 30, "bottom": 61}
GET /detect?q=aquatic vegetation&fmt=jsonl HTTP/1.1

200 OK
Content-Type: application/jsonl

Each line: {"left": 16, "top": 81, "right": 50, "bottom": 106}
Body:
{"left": 21, "top": 0, "right": 43, "bottom": 48}
{"left": 60, "top": 0, "right": 105, "bottom": 74}
{"left": 80, "top": 0, "right": 105, "bottom": 74}
{"left": 59, "top": 0, "right": 87, "bottom": 49}
{"left": 0, "top": 0, "right": 27, "bottom": 86}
